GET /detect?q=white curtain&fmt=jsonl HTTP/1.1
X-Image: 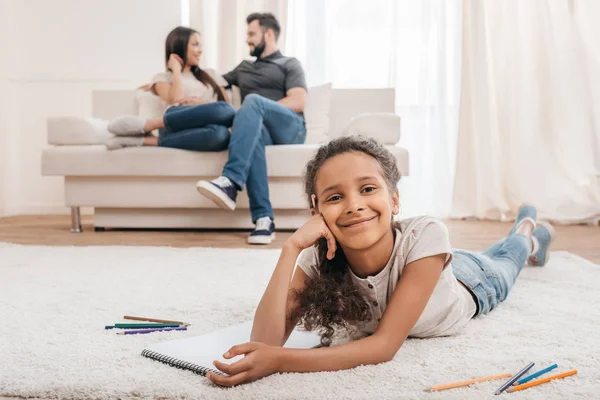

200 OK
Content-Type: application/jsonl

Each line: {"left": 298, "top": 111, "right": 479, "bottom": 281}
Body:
{"left": 286, "top": 0, "right": 463, "bottom": 217}
{"left": 190, "top": 0, "right": 288, "bottom": 74}
{"left": 453, "top": 0, "right": 600, "bottom": 223}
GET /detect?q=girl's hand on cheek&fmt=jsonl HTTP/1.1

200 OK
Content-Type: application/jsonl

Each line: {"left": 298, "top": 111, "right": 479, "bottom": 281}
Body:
{"left": 287, "top": 214, "right": 337, "bottom": 259}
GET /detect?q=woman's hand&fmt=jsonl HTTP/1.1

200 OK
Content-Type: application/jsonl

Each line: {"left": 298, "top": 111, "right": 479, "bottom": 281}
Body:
{"left": 167, "top": 53, "right": 184, "bottom": 73}
{"left": 207, "top": 342, "right": 283, "bottom": 387}
{"left": 286, "top": 214, "right": 337, "bottom": 259}
{"left": 171, "top": 96, "right": 206, "bottom": 106}
{"left": 179, "top": 96, "right": 206, "bottom": 105}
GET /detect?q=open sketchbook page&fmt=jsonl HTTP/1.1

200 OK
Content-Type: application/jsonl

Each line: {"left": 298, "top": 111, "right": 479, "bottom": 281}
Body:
{"left": 144, "top": 321, "right": 322, "bottom": 369}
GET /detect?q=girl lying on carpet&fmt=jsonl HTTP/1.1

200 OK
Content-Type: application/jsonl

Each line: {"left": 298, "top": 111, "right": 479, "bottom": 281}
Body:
{"left": 206, "top": 135, "right": 555, "bottom": 387}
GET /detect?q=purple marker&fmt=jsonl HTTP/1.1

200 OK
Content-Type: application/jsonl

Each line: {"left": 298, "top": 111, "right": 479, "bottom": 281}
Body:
{"left": 116, "top": 327, "right": 187, "bottom": 335}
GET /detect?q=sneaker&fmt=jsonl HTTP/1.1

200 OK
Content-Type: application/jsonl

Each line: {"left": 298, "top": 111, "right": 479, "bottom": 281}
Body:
{"left": 196, "top": 176, "right": 237, "bottom": 211}
{"left": 509, "top": 204, "right": 537, "bottom": 236}
{"left": 528, "top": 222, "right": 555, "bottom": 266}
{"left": 247, "top": 217, "right": 275, "bottom": 245}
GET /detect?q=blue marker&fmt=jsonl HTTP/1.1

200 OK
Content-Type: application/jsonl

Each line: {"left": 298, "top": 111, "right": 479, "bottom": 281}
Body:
{"left": 514, "top": 364, "right": 558, "bottom": 386}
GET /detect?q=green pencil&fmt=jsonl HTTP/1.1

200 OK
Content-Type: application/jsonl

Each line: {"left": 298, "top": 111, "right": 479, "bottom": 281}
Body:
{"left": 106, "top": 323, "right": 181, "bottom": 330}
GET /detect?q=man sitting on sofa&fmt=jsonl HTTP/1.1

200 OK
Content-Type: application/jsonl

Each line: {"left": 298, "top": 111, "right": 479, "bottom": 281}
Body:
{"left": 196, "top": 12, "right": 307, "bottom": 245}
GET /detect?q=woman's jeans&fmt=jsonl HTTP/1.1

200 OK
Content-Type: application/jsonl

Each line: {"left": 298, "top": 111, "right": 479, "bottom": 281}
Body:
{"left": 452, "top": 233, "right": 532, "bottom": 317}
{"left": 157, "top": 101, "right": 235, "bottom": 152}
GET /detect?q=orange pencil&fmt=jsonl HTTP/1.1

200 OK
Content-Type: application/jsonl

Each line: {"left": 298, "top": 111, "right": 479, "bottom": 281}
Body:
{"left": 123, "top": 315, "right": 189, "bottom": 326}
{"left": 507, "top": 370, "right": 577, "bottom": 393}
{"left": 425, "top": 373, "right": 512, "bottom": 392}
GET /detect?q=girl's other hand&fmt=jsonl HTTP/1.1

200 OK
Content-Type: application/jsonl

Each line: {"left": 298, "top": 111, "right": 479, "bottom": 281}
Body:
{"left": 287, "top": 214, "right": 337, "bottom": 259}
{"left": 207, "top": 342, "right": 283, "bottom": 387}
{"left": 167, "top": 53, "right": 184, "bottom": 72}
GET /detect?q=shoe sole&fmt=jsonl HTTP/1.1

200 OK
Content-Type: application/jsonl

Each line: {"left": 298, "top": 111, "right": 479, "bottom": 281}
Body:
{"left": 247, "top": 233, "right": 276, "bottom": 245}
{"left": 529, "top": 221, "right": 555, "bottom": 266}
{"left": 196, "top": 181, "right": 236, "bottom": 211}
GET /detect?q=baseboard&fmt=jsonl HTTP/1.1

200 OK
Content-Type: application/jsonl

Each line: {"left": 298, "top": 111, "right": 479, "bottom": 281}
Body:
{"left": 10, "top": 204, "right": 94, "bottom": 216}
{"left": 94, "top": 208, "right": 310, "bottom": 229}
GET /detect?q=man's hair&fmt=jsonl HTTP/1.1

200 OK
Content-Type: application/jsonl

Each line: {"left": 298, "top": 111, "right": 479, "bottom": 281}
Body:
{"left": 246, "top": 12, "right": 281, "bottom": 41}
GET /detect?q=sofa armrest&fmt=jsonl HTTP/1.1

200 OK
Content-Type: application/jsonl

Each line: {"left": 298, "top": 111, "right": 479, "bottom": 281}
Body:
{"left": 341, "top": 113, "right": 401, "bottom": 145}
{"left": 47, "top": 117, "right": 112, "bottom": 145}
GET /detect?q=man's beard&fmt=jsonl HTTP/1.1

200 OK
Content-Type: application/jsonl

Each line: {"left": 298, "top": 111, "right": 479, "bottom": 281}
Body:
{"left": 250, "top": 37, "right": 266, "bottom": 58}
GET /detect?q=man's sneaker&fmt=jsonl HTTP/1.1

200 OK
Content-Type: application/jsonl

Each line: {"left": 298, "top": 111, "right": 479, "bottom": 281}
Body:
{"left": 528, "top": 222, "right": 555, "bottom": 266}
{"left": 509, "top": 204, "right": 537, "bottom": 236}
{"left": 196, "top": 176, "right": 237, "bottom": 211}
{"left": 247, "top": 217, "right": 275, "bottom": 245}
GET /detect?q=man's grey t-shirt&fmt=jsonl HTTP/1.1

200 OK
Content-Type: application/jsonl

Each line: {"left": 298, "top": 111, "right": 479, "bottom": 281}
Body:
{"left": 222, "top": 50, "right": 307, "bottom": 117}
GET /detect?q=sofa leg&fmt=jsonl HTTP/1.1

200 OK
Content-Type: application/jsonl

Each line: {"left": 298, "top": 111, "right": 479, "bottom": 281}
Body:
{"left": 70, "top": 207, "right": 82, "bottom": 233}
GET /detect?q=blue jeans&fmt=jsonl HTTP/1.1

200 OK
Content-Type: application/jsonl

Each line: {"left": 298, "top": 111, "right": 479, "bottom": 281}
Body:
{"left": 222, "top": 94, "right": 306, "bottom": 223}
{"left": 157, "top": 102, "right": 235, "bottom": 152}
{"left": 452, "top": 234, "right": 532, "bottom": 316}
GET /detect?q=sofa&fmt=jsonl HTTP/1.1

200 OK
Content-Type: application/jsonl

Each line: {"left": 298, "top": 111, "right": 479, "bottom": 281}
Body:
{"left": 42, "top": 87, "right": 409, "bottom": 231}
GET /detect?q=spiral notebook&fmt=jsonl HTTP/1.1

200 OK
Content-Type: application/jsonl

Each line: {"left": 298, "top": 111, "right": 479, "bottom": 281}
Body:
{"left": 141, "top": 321, "right": 322, "bottom": 376}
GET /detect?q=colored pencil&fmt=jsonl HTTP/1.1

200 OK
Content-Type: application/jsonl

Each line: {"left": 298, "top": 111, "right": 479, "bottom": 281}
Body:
{"left": 425, "top": 373, "right": 512, "bottom": 392}
{"left": 514, "top": 364, "right": 558, "bottom": 386}
{"left": 507, "top": 370, "right": 578, "bottom": 393}
{"left": 123, "top": 315, "right": 189, "bottom": 326}
{"left": 116, "top": 327, "right": 187, "bottom": 335}
{"left": 495, "top": 362, "right": 535, "bottom": 395}
{"left": 105, "top": 324, "right": 181, "bottom": 330}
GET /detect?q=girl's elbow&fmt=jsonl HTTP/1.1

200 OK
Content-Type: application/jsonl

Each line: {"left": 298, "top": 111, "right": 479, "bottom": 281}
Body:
{"left": 371, "top": 336, "right": 400, "bottom": 363}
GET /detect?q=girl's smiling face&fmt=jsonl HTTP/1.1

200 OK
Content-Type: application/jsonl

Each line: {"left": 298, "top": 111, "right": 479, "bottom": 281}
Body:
{"left": 314, "top": 151, "right": 399, "bottom": 251}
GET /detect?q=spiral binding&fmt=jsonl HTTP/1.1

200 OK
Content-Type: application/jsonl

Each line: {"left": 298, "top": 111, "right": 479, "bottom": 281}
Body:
{"left": 141, "top": 349, "right": 223, "bottom": 376}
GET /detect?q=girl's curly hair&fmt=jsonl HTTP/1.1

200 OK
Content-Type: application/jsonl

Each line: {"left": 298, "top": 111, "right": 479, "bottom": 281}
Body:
{"left": 289, "top": 135, "right": 402, "bottom": 346}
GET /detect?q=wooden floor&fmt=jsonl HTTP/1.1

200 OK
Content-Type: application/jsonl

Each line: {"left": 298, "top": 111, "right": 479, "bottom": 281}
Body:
{"left": 1, "top": 215, "right": 599, "bottom": 263}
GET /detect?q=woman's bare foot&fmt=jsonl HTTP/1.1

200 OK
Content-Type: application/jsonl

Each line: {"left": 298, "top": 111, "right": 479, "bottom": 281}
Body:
{"left": 144, "top": 118, "right": 165, "bottom": 132}
{"left": 143, "top": 135, "right": 159, "bottom": 146}
{"left": 108, "top": 116, "right": 165, "bottom": 136}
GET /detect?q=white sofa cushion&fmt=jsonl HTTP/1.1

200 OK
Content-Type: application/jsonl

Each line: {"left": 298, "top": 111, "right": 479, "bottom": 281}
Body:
{"left": 338, "top": 113, "right": 401, "bottom": 145}
{"left": 42, "top": 144, "right": 409, "bottom": 178}
{"left": 304, "top": 83, "right": 332, "bottom": 144}
{"left": 135, "top": 89, "right": 165, "bottom": 119}
{"left": 47, "top": 117, "right": 112, "bottom": 145}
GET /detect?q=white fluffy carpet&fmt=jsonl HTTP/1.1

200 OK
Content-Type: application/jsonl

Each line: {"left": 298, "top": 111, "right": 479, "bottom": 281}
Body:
{"left": 1, "top": 243, "right": 599, "bottom": 400}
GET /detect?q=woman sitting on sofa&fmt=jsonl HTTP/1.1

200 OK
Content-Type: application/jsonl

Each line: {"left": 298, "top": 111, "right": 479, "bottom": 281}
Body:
{"left": 106, "top": 26, "right": 235, "bottom": 152}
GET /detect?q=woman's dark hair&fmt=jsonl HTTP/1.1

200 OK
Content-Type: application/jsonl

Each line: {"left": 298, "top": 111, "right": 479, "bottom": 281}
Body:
{"left": 290, "top": 135, "right": 402, "bottom": 346}
{"left": 164, "top": 26, "right": 225, "bottom": 102}
{"left": 246, "top": 12, "right": 281, "bottom": 41}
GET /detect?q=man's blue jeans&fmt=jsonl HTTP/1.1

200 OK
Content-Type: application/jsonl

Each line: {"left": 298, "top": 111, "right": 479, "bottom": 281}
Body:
{"left": 157, "top": 102, "right": 235, "bottom": 152}
{"left": 453, "top": 233, "right": 532, "bottom": 316}
{"left": 222, "top": 94, "right": 306, "bottom": 223}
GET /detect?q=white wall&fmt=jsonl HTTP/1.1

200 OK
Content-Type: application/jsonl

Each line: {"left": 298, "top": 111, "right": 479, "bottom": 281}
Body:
{"left": 0, "top": 0, "right": 181, "bottom": 216}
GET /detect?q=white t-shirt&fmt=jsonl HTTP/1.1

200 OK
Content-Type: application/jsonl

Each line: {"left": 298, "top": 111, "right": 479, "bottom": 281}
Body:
{"left": 150, "top": 69, "right": 227, "bottom": 104}
{"left": 296, "top": 216, "right": 477, "bottom": 338}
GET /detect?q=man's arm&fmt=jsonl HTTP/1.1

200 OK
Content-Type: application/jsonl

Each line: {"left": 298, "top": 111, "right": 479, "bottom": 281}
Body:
{"left": 278, "top": 87, "right": 306, "bottom": 113}
{"left": 221, "top": 64, "right": 240, "bottom": 89}
{"left": 278, "top": 58, "right": 307, "bottom": 113}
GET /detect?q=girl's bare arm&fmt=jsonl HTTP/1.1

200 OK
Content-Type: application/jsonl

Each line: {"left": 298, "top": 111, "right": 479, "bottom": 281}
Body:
{"left": 250, "top": 242, "right": 307, "bottom": 346}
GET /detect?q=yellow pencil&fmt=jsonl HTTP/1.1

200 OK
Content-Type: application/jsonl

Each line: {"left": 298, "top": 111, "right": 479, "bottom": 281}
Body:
{"left": 507, "top": 370, "right": 578, "bottom": 393}
{"left": 425, "top": 373, "right": 512, "bottom": 392}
